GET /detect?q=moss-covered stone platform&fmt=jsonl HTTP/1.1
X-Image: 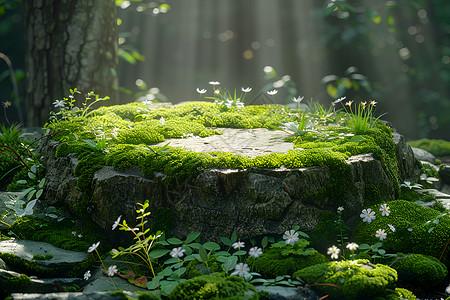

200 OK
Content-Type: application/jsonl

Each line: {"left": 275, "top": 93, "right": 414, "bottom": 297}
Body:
{"left": 38, "top": 101, "right": 420, "bottom": 241}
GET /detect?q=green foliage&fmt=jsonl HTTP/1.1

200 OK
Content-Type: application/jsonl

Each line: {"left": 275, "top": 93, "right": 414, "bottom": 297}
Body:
{"left": 0, "top": 253, "right": 56, "bottom": 277}
{"left": 32, "top": 254, "right": 53, "bottom": 260}
{"left": 353, "top": 200, "right": 450, "bottom": 266}
{"left": 167, "top": 274, "right": 258, "bottom": 300}
{"left": 293, "top": 259, "right": 397, "bottom": 300}
{"left": 308, "top": 211, "right": 351, "bottom": 254}
{"left": 248, "top": 241, "right": 328, "bottom": 278}
{"left": 5, "top": 273, "right": 31, "bottom": 287}
{"left": 387, "top": 253, "right": 448, "bottom": 287}
{"left": 408, "top": 138, "right": 450, "bottom": 157}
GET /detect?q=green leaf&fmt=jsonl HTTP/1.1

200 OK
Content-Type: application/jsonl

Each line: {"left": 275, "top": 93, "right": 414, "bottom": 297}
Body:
{"left": 38, "top": 178, "right": 46, "bottom": 188}
{"left": 167, "top": 238, "right": 183, "bottom": 245}
{"left": 214, "top": 251, "right": 230, "bottom": 257}
{"left": 164, "top": 257, "right": 180, "bottom": 265}
{"left": 185, "top": 232, "right": 201, "bottom": 244}
{"left": 349, "top": 136, "right": 366, "bottom": 143}
{"left": 230, "top": 231, "right": 237, "bottom": 244}
{"left": 262, "top": 236, "right": 268, "bottom": 248}
{"left": 378, "top": 249, "right": 386, "bottom": 256}
{"left": 222, "top": 256, "right": 237, "bottom": 272}
{"left": 149, "top": 249, "right": 170, "bottom": 259}
{"left": 118, "top": 48, "right": 136, "bottom": 64}
{"left": 16, "top": 180, "right": 27, "bottom": 185}
{"left": 146, "top": 278, "right": 161, "bottom": 290}
{"left": 173, "top": 267, "right": 186, "bottom": 277}
{"left": 232, "top": 250, "right": 247, "bottom": 256}
{"left": 36, "top": 189, "right": 43, "bottom": 199}
{"left": 199, "top": 245, "right": 208, "bottom": 263}
{"left": 27, "top": 172, "right": 36, "bottom": 179}
{"left": 203, "top": 242, "right": 220, "bottom": 251}
{"left": 297, "top": 231, "right": 310, "bottom": 239}
{"left": 220, "top": 236, "right": 232, "bottom": 247}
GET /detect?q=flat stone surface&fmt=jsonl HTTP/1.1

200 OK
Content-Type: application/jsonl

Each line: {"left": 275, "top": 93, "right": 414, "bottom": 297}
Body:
{"left": 155, "top": 127, "right": 293, "bottom": 158}
{"left": 0, "top": 240, "right": 88, "bottom": 268}
{"left": 11, "top": 292, "right": 129, "bottom": 300}
{"left": 412, "top": 147, "right": 436, "bottom": 163}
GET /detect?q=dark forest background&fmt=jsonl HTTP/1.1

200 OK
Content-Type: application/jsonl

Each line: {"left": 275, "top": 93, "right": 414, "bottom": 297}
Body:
{"left": 1, "top": 0, "right": 449, "bottom": 140}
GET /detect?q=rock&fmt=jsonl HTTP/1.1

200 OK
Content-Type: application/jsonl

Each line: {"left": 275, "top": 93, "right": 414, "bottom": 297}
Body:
{"left": 39, "top": 128, "right": 419, "bottom": 241}
{"left": 411, "top": 147, "right": 437, "bottom": 164}
{"left": 11, "top": 292, "right": 129, "bottom": 300}
{"left": 416, "top": 189, "right": 450, "bottom": 210}
{"left": 392, "top": 132, "right": 421, "bottom": 181}
{"left": 0, "top": 268, "right": 84, "bottom": 293}
{"left": 439, "top": 165, "right": 450, "bottom": 185}
{"left": 254, "top": 285, "right": 320, "bottom": 300}
{"left": 0, "top": 240, "right": 88, "bottom": 275}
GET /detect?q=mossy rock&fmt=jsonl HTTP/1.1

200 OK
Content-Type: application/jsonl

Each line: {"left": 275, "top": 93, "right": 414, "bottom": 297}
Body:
{"left": 353, "top": 200, "right": 450, "bottom": 266}
{"left": 168, "top": 274, "right": 258, "bottom": 300}
{"left": 383, "top": 288, "right": 416, "bottom": 300}
{"left": 408, "top": 138, "right": 450, "bottom": 156}
{"left": 248, "top": 242, "right": 328, "bottom": 278}
{"left": 387, "top": 253, "right": 447, "bottom": 287}
{"left": 293, "top": 259, "right": 398, "bottom": 300}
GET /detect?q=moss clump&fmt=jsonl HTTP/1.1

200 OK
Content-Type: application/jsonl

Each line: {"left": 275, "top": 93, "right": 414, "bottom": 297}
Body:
{"left": 353, "top": 200, "right": 450, "bottom": 266}
{"left": 0, "top": 253, "right": 55, "bottom": 277}
{"left": 137, "top": 292, "right": 162, "bottom": 300}
{"left": 293, "top": 259, "right": 398, "bottom": 300}
{"left": 168, "top": 274, "right": 258, "bottom": 300}
{"left": 33, "top": 254, "right": 53, "bottom": 260}
{"left": 248, "top": 240, "right": 328, "bottom": 278}
{"left": 387, "top": 253, "right": 448, "bottom": 287}
{"left": 384, "top": 288, "right": 416, "bottom": 300}
{"left": 5, "top": 273, "right": 31, "bottom": 288}
{"left": 408, "top": 138, "right": 450, "bottom": 156}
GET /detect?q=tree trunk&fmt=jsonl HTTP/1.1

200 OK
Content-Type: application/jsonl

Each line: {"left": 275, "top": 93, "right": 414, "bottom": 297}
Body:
{"left": 24, "top": 0, "right": 119, "bottom": 126}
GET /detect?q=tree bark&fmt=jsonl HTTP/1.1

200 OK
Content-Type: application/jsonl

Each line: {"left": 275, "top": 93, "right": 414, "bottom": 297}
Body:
{"left": 24, "top": 0, "right": 119, "bottom": 126}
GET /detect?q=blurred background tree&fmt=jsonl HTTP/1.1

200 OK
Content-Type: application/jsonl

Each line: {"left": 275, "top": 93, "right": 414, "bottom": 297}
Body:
{"left": 0, "top": 0, "right": 449, "bottom": 139}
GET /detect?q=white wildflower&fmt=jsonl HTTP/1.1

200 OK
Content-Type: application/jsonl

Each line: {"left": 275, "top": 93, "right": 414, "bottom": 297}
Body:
{"left": 248, "top": 247, "right": 263, "bottom": 258}
{"left": 170, "top": 247, "right": 186, "bottom": 258}
{"left": 231, "top": 263, "right": 250, "bottom": 277}
{"left": 283, "top": 230, "right": 299, "bottom": 246}
{"left": 360, "top": 208, "right": 376, "bottom": 223}
{"left": 327, "top": 245, "right": 340, "bottom": 260}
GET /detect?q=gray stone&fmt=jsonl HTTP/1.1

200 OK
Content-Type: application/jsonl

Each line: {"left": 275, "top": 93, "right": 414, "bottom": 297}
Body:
{"left": 0, "top": 240, "right": 88, "bottom": 274}
{"left": 0, "top": 268, "right": 84, "bottom": 293}
{"left": 439, "top": 165, "right": 450, "bottom": 185}
{"left": 11, "top": 292, "right": 127, "bottom": 300}
{"left": 392, "top": 132, "right": 421, "bottom": 182}
{"left": 39, "top": 127, "right": 419, "bottom": 241}
{"left": 255, "top": 285, "right": 319, "bottom": 300}
{"left": 411, "top": 147, "right": 436, "bottom": 164}
{"left": 82, "top": 266, "right": 146, "bottom": 294}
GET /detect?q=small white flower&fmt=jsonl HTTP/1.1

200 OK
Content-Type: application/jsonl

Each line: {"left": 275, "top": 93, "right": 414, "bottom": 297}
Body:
{"left": 407, "top": 228, "right": 413, "bottom": 232}
{"left": 375, "top": 229, "right": 387, "bottom": 241}
{"left": 159, "top": 117, "right": 165, "bottom": 126}
{"left": 283, "top": 230, "right": 299, "bottom": 246}
{"left": 208, "top": 81, "right": 220, "bottom": 85}
{"left": 84, "top": 270, "right": 91, "bottom": 280}
{"left": 332, "top": 96, "right": 346, "bottom": 104}
{"left": 231, "top": 262, "right": 250, "bottom": 277}
{"left": 196, "top": 88, "right": 207, "bottom": 94}
{"left": 241, "top": 87, "right": 252, "bottom": 93}
{"left": 87, "top": 241, "right": 100, "bottom": 253}
{"left": 292, "top": 96, "right": 304, "bottom": 103}
{"left": 360, "top": 208, "right": 376, "bottom": 223}
{"left": 267, "top": 89, "right": 278, "bottom": 96}
{"left": 53, "top": 100, "right": 65, "bottom": 108}
{"left": 388, "top": 224, "right": 396, "bottom": 232}
{"left": 379, "top": 204, "right": 390, "bottom": 217}
{"left": 108, "top": 265, "right": 118, "bottom": 277}
{"left": 112, "top": 215, "right": 122, "bottom": 230}
{"left": 78, "top": 234, "right": 83, "bottom": 238}
{"left": 170, "top": 247, "right": 186, "bottom": 258}
{"left": 232, "top": 241, "right": 245, "bottom": 249}
{"left": 235, "top": 101, "right": 244, "bottom": 108}
{"left": 327, "top": 245, "right": 340, "bottom": 260}
{"left": 346, "top": 243, "right": 359, "bottom": 251}
{"left": 214, "top": 89, "right": 220, "bottom": 94}
{"left": 248, "top": 247, "right": 263, "bottom": 258}
{"left": 337, "top": 206, "right": 344, "bottom": 212}
{"left": 72, "top": 231, "right": 77, "bottom": 235}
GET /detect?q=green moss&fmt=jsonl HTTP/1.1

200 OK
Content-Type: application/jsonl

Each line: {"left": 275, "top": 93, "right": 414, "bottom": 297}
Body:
{"left": 387, "top": 253, "right": 447, "bottom": 287}
{"left": 408, "top": 138, "right": 450, "bottom": 156}
{"left": 381, "top": 288, "right": 416, "bottom": 300}
{"left": 248, "top": 242, "right": 329, "bottom": 277}
{"left": 353, "top": 200, "right": 450, "bottom": 266}
{"left": 293, "top": 259, "right": 398, "bottom": 300}
{"left": 5, "top": 273, "right": 31, "bottom": 287}
{"left": 0, "top": 253, "right": 56, "bottom": 277}
{"left": 168, "top": 274, "right": 258, "bottom": 300}
{"left": 137, "top": 292, "right": 162, "bottom": 300}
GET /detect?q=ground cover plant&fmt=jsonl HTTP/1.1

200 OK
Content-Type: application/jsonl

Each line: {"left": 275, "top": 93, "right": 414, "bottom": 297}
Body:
{"left": 1, "top": 88, "right": 449, "bottom": 299}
